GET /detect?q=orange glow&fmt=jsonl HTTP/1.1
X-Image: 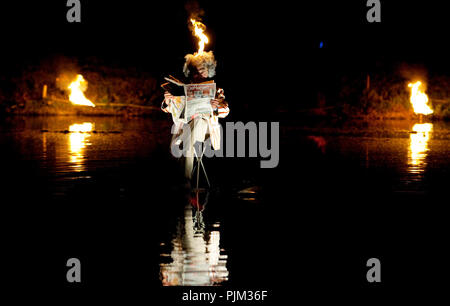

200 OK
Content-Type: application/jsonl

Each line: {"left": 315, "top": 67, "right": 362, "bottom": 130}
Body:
{"left": 408, "top": 81, "right": 432, "bottom": 115}
{"left": 409, "top": 123, "right": 432, "bottom": 169}
{"left": 69, "top": 122, "right": 93, "bottom": 171}
{"left": 190, "top": 19, "right": 209, "bottom": 56}
{"left": 68, "top": 74, "right": 95, "bottom": 107}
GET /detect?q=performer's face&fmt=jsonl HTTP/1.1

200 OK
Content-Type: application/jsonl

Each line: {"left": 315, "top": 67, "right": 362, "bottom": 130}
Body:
{"left": 197, "top": 66, "right": 209, "bottom": 78}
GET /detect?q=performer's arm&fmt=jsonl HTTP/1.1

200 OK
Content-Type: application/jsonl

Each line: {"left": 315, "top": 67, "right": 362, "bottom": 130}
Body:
{"left": 215, "top": 100, "right": 229, "bottom": 118}
{"left": 211, "top": 88, "right": 229, "bottom": 118}
{"left": 161, "top": 91, "right": 173, "bottom": 113}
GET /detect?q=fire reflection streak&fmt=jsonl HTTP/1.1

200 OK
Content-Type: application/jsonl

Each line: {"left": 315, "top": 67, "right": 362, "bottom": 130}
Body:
{"left": 68, "top": 122, "right": 94, "bottom": 172}
{"left": 408, "top": 123, "right": 433, "bottom": 175}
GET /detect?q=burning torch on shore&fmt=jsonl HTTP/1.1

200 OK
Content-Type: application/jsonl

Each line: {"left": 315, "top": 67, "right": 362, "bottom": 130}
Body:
{"left": 407, "top": 81, "right": 433, "bottom": 169}
{"left": 408, "top": 81, "right": 432, "bottom": 122}
{"left": 68, "top": 74, "right": 95, "bottom": 107}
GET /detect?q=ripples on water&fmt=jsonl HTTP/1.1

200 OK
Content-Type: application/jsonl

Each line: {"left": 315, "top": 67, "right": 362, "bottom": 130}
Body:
{"left": 1, "top": 116, "right": 450, "bottom": 287}
{"left": 407, "top": 123, "right": 432, "bottom": 176}
{"left": 67, "top": 122, "right": 94, "bottom": 172}
{"left": 159, "top": 193, "right": 229, "bottom": 286}
{"left": 3, "top": 116, "right": 170, "bottom": 196}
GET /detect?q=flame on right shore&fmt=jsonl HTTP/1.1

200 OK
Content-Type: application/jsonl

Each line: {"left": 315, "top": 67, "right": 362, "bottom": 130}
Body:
{"left": 408, "top": 81, "right": 432, "bottom": 115}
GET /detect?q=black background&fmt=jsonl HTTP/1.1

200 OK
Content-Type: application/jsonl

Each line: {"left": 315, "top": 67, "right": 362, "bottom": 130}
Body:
{"left": 1, "top": 0, "right": 449, "bottom": 117}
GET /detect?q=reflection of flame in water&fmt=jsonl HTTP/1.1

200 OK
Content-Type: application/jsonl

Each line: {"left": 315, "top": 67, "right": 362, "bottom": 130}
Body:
{"left": 408, "top": 123, "right": 432, "bottom": 174}
{"left": 160, "top": 204, "right": 228, "bottom": 286}
{"left": 69, "top": 123, "right": 93, "bottom": 171}
{"left": 68, "top": 74, "right": 95, "bottom": 107}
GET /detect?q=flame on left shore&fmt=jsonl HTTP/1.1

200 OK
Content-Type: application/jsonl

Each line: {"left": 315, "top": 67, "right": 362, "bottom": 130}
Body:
{"left": 190, "top": 19, "right": 209, "bottom": 56}
{"left": 68, "top": 74, "right": 95, "bottom": 107}
{"left": 408, "top": 81, "right": 432, "bottom": 115}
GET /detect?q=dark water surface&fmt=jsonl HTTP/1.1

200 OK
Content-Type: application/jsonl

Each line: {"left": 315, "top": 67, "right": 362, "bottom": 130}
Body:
{"left": 1, "top": 116, "right": 449, "bottom": 301}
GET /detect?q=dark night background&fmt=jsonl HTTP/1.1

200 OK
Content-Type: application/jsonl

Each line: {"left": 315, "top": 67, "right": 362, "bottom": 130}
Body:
{"left": 1, "top": 0, "right": 449, "bottom": 304}
{"left": 1, "top": 0, "right": 449, "bottom": 117}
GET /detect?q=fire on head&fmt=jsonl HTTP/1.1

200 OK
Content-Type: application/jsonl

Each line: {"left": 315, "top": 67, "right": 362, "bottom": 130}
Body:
{"left": 183, "top": 51, "right": 217, "bottom": 80}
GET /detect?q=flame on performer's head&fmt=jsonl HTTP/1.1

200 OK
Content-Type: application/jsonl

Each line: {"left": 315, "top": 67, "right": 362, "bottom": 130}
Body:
{"left": 408, "top": 81, "right": 432, "bottom": 115}
{"left": 68, "top": 74, "right": 95, "bottom": 107}
{"left": 184, "top": 12, "right": 216, "bottom": 78}
{"left": 190, "top": 19, "right": 209, "bottom": 56}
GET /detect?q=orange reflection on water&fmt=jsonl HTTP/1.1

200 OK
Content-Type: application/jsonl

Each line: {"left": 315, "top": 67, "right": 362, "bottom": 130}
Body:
{"left": 408, "top": 123, "right": 432, "bottom": 174}
{"left": 68, "top": 122, "right": 93, "bottom": 171}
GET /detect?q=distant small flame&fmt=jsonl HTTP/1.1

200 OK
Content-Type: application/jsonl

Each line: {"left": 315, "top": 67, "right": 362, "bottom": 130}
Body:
{"left": 68, "top": 74, "right": 95, "bottom": 107}
{"left": 408, "top": 81, "right": 432, "bottom": 115}
{"left": 190, "top": 19, "right": 209, "bottom": 56}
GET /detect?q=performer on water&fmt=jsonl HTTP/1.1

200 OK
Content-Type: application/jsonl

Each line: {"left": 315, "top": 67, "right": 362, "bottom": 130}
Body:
{"left": 161, "top": 51, "right": 229, "bottom": 180}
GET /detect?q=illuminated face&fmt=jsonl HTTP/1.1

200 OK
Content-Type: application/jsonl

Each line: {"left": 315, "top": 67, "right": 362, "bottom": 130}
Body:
{"left": 197, "top": 66, "right": 209, "bottom": 78}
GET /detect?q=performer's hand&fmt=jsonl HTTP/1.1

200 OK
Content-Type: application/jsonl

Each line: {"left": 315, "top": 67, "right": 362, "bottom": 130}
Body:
{"left": 210, "top": 99, "right": 220, "bottom": 109}
{"left": 164, "top": 91, "right": 174, "bottom": 104}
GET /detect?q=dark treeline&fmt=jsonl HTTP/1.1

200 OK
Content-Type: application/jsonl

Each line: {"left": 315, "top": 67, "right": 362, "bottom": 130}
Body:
{"left": 0, "top": 1, "right": 448, "bottom": 118}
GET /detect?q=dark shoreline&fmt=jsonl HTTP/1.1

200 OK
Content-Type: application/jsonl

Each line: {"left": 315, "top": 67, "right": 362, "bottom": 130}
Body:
{"left": 2, "top": 98, "right": 161, "bottom": 117}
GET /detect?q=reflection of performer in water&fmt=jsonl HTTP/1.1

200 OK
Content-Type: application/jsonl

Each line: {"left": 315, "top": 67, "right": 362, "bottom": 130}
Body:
{"left": 161, "top": 51, "right": 230, "bottom": 180}
{"left": 160, "top": 191, "right": 229, "bottom": 286}
{"left": 189, "top": 189, "right": 209, "bottom": 234}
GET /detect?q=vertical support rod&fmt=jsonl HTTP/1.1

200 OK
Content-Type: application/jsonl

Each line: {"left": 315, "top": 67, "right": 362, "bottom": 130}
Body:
{"left": 42, "top": 84, "right": 48, "bottom": 99}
